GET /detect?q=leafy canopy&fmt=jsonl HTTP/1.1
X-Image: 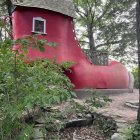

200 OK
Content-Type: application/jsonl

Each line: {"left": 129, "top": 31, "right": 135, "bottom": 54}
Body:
{"left": 74, "top": 0, "right": 136, "bottom": 64}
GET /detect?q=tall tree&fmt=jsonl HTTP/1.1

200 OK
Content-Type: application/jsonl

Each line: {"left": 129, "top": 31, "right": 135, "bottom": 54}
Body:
{"left": 136, "top": 0, "right": 140, "bottom": 124}
{"left": 0, "top": 0, "right": 13, "bottom": 40}
{"left": 0, "top": 0, "right": 13, "bottom": 16}
{"left": 74, "top": 0, "right": 136, "bottom": 64}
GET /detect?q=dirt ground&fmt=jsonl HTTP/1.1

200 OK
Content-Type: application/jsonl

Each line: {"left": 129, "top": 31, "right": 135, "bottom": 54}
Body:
{"left": 97, "top": 89, "right": 139, "bottom": 123}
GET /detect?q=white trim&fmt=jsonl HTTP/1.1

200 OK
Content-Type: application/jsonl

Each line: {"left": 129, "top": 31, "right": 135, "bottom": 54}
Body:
{"left": 32, "top": 17, "right": 46, "bottom": 34}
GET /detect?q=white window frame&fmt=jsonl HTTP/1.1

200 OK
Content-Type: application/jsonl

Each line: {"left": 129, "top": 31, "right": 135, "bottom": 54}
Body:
{"left": 32, "top": 17, "right": 46, "bottom": 34}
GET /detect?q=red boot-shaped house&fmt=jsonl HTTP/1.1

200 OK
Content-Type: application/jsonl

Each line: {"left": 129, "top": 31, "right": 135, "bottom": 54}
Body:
{"left": 11, "top": 0, "right": 129, "bottom": 89}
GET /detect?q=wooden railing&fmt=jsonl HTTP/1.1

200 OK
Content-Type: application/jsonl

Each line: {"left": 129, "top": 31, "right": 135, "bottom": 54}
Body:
{"left": 83, "top": 49, "right": 108, "bottom": 66}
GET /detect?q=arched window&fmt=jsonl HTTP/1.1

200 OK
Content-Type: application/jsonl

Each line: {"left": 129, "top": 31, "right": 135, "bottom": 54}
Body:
{"left": 32, "top": 17, "right": 46, "bottom": 34}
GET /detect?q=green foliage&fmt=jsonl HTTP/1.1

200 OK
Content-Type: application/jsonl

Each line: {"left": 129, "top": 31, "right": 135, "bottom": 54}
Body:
{"left": 124, "top": 123, "right": 140, "bottom": 140}
{"left": 65, "top": 90, "right": 112, "bottom": 117}
{"left": 0, "top": 37, "right": 75, "bottom": 140}
{"left": 74, "top": 0, "right": 137, "bottom": 64}
{"left": 85, "top": 91, "right": 112, "bottom": 109}
{"left": 132, "top": 67, "right": 139, "bottom": 88}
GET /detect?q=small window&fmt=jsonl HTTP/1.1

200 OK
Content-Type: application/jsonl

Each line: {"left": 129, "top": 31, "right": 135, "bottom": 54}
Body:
{"left": 32, "top": 17, "right": 46, "bottom": 34}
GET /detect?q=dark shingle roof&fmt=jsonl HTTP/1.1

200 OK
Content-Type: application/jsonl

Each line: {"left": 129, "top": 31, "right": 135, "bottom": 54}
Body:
{"left": 11, "top": 0, "right": 75, "bottom": 17}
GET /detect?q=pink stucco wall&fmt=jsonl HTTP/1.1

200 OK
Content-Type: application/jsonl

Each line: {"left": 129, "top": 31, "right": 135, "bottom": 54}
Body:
{"left": 12, "top": 6, "right": 129, "bottom": 89}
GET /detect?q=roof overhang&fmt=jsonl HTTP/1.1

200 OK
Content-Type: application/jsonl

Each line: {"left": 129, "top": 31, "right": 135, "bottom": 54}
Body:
{"left": 11, "top": 0, "right": 75, "bottom": 17}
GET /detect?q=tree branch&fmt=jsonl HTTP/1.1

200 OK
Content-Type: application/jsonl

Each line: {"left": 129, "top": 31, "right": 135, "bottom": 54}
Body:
{"left": 75, "top": 8, "right": 85, "bottom": 18}
{"left": 96, "top": 40, "right": 122, "bottom": 48}
{"left": 79, "top": 40, "right": 89, "bottom": 44}
{"left": 96, "top": 1, "right": 112, "bottom": 21}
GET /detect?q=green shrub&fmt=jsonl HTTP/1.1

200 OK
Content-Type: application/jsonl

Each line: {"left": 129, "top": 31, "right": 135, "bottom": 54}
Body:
{"left": 124, "top": 123, "right": 140, "bottom": 140}
{"left": 0, "top": 37, "right": 75, "bottom": 140}
{"left": 132, "top": 67, "right": 139, "bottom": 88}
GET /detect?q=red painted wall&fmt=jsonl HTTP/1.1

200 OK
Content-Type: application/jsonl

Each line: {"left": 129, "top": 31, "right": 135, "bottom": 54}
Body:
{"left": 12, "top": 6, "right": 129, "bottom": 89}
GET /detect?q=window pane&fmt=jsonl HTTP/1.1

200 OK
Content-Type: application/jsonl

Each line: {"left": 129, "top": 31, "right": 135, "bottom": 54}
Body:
{"left": 34, "top": 20, "right": 44, "bottom": 33}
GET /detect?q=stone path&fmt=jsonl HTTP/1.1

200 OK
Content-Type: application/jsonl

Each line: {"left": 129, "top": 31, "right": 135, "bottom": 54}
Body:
{"left": 96, "top": 89, "right": 139, "bottom": 133}
{"left": 98, "top": 89, "right": 138, "bottom": 122}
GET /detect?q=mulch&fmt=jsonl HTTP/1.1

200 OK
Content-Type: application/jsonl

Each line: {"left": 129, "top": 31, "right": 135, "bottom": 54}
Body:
{"left": 46, "top": 125, "right": 110, "bottom": 140}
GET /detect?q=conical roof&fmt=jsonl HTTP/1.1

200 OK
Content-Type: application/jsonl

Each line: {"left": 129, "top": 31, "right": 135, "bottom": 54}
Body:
{"left": 11, "top": 0, "right": 75, "bottom": 17}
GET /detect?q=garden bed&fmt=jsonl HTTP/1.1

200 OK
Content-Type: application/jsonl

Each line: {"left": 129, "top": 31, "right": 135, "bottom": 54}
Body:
{"left": 33, "top": 100, "right": 117, "bottom": 140}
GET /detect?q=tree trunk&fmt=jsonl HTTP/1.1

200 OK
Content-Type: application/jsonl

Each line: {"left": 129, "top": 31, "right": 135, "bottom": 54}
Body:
{"left": 5, "top": 0, "right": 13, "bottom": 27}
{"left": 87, "top": 24, "right": 96, "bottom": 51}
{"left": 136, "top": 0, "right": 140, "bottom": 124}
{"left": 87, "top": 24, "right": 97, "bottom": 63}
